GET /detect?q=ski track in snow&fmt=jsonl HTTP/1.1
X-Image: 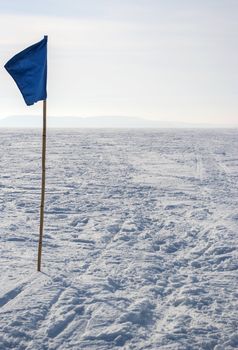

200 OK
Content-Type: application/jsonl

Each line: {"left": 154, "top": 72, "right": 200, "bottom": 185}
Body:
{"left": 0, "top": 129, "right": 238, "bottom": 350}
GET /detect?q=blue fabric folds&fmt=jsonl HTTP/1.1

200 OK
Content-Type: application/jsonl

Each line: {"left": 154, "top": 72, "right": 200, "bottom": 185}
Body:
{"left": 5, "top": 36, "right": 47, "bottom": 106}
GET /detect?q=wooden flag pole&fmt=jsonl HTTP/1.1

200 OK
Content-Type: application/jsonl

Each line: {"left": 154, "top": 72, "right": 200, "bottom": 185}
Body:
{"left": 37, "top": 99, "right": 47, "bottom": 272}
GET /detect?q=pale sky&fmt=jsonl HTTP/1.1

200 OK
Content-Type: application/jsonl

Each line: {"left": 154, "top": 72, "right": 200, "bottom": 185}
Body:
{"left": 0, "top": 0, "right": 238, "bottom": 125}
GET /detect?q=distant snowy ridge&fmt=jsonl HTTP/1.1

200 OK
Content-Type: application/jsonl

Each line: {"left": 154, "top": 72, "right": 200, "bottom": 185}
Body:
{"left": 0, "top": 116, "right": 237, "bottom": 128}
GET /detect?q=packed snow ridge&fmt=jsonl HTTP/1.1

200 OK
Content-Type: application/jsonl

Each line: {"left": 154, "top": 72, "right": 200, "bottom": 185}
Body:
{"left": 0, "top": 129, "right": 238, "bottom": 350}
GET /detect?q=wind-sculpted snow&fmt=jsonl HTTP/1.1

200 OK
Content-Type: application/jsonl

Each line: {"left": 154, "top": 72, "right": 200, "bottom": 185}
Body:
{"left": 0, "top": 129, "right": 238, "bottom": 349}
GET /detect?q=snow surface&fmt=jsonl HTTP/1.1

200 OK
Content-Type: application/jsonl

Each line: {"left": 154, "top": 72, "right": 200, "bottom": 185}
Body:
{"left": 0, "top": 129, "right": 238, "bottom": 350}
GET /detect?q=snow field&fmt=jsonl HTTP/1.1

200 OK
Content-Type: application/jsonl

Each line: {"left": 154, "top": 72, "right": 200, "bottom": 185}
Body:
{"left": 0, "top": 129, "right": 238, "bottom": 349}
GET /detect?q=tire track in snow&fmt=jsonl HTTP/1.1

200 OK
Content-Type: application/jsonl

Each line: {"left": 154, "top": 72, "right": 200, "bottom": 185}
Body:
{"left": 0, "top": 281, "right": 29, "bottom": 308}
{"left": 0, "top": 273, "right": 65, "bottom": 350}
{"left": 65, "top": 185, "right": 162, "bottom": 347}
{"left": 32, "top": 181, "right": 160, "bottom": 349}
{"left": 25, "top": 284, "right": 87, "bottom": 350}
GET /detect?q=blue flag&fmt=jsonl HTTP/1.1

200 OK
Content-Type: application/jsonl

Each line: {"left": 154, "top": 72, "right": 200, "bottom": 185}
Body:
{"left": 5, "top": 36, "right": 47, "bottom": 106}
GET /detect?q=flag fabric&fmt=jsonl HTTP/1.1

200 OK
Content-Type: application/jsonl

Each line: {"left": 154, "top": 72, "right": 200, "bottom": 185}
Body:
{"left": 4, "top": 36, "right": 47, "bottom": 106}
